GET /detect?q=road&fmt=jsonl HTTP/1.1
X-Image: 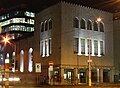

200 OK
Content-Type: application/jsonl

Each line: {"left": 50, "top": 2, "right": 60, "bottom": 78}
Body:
{"left": 0, "top": 83, "right": 120, "bottom": 88}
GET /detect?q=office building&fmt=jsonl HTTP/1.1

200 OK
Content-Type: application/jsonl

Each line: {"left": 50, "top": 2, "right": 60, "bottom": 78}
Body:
{"left": 35, "top": 2, "right": 114, "bottom": 84}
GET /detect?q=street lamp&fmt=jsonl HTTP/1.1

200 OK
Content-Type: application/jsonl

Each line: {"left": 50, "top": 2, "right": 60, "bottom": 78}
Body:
{"left": 1, "top": 34, "right": 12, "bottom": 46}
{"left": 1, "top": 34, "right": 12, "bottom": 88}
{"left": 88, "top": 17, "right": 102, "bottom": 86}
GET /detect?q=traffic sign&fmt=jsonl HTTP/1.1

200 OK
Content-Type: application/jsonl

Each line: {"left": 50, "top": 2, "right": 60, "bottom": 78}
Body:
{"left": 49, "top": 61, "right": 54, "bottom": 66}
{"left": 88, "top": 59, "right": 92, "bottom": 63}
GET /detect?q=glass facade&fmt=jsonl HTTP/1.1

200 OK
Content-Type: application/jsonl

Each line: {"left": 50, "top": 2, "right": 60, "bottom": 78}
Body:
{"left": 0, "top": 11, "right": 35, "bottom": 34}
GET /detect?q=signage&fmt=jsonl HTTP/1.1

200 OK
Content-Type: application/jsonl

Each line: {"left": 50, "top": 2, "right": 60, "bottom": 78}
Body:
{"left": 35, "top": 63, "right": 41, "bottom": 72}
{"left": 88, "top": 59, "right": 92, "bottom": 63}
{"left": 49, "top": 66, "right": 53, "bottom": 71}
{"left": 49, "top": 61, "right": 54, "bottom": 66}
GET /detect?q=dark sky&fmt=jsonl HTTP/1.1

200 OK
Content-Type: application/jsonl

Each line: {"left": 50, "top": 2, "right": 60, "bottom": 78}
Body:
{"left": 0, "top": 0, "right": 59, "bottom": 12}
{"left": 0, "top": 0, "right": 120, "bottom": 13}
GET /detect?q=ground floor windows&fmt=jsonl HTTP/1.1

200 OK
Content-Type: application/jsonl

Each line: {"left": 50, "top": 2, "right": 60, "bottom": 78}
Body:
{"left": 48, "top": 67, "right": 113, "bottom": 85}
{"left": 78, "top": 69, "right": 86, "bottom": 83}
{"left": 103, "top": 69, "right": 110, "bottom": 82}
{"left": 64, "top": 69, "right": 74, "bottom": 84}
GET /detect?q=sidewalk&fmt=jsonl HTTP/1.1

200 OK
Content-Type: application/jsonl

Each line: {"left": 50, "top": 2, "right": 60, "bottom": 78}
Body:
{"left": 0, "top": 83, "right": 120, "bottom": 88}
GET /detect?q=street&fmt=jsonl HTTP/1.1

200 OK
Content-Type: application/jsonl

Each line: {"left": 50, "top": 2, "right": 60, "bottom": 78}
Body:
{"left": 0, "top": 83, "right": 120, "bottom": 88}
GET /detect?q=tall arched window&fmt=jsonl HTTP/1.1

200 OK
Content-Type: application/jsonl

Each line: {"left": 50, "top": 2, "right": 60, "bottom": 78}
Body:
{"left": 80, "top": 18, "right": 86, "bottom": 29}
{"left": 48, "top": 19, "right": 52, "bottom": 30}
{"left": 45, "top": 20, "right": 48, "bottom": 31}
{"left": 41, "top": 22, "right": 44, "bottom": 32}
{"left": 20, "top": 50, "right": 24, "bottom": 72}
{"left": 87, "top": 20, "right": 92, "bottom": 30}
{"left": 73, "top": 17, "right": 79, "bottom": 28}
{"left": 94, "top": 22, "right": 98, "bottom": 31}
{"left": 12, "top": 52, "right": 15, "bottom": 72}
{"left": 28, "top": 48, "right": 33, "bottom": 72}
{"left": 100, "top": 22, "right": 104, "bottom": 32}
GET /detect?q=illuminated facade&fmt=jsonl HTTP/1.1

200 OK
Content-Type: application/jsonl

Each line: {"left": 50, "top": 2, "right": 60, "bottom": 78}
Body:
{"left": 0, "top": 2, "right": 118, "bottom": 86}
{"left": 0, "top": 10, "right": 35, "bottom": 39}
{"left": 0, "top": 10, "right": 35, "bottom": 68}
{"left": 0, "top": 9, "right": 36, "bottom": 85}
{"left": 35, "top": 2, "right": 114, "bottom": 85}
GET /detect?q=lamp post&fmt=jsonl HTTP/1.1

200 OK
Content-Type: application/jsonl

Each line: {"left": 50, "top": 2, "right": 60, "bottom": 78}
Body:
{"left": 1, "top": 34, "right": 12, "bottom": 88}
{"left": 87, "top": 17, "right": 102, "bottom": 86}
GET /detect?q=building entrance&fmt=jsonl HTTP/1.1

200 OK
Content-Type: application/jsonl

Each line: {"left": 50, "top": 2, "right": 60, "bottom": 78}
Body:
{"left": 103, "top": 69, "right": 110, "bottom": 82}
{"left": 91, "top": 69, "right": 97, "bottom": 82}
{"left": 78, "top": 69, "right": 86, "bottom": 83}
{"left": 64, "top": 69, "right": 74, "bottom": 84}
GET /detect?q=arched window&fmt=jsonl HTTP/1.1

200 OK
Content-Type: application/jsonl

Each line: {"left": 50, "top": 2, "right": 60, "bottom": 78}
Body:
{"left": 100, "top": 22, "right": 104, "bottom": 32}
{"left": 41, "top": 22, "right": 44, "bottom": 32}
{"left": 28, "top": 48, "right": 33, "bottom": 72}
{"left": 49, "top": 19, "right": 52, "bottom": 30}
{"left": 12, "top": 52, "right": 15, "bottom": 72}
{"left": 20, "top": 50, "right": 24, "bottom": 72}
{"left": 73, "top": 17, "right": 79, "bottom": 28}
{"left": 80, "top": 18, "right": 86, "bottom": 29}
{"left": 94, "top": 22, "right": 98, "bottom": 31}
{"left": 87, "top": 20, "right": 92, "bottom": 30}
{"left": 45, "top": 20, "right": 48, "bottom": 31}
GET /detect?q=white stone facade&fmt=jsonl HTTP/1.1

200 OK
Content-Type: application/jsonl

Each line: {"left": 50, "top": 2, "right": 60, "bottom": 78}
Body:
{"left": 35, "top": 2, "right": 114, "bottom": 85}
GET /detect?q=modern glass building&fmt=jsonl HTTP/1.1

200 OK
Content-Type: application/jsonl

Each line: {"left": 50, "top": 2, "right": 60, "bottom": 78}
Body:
{"left": 0, "top": 10, "right": 35, "bottom": 39}
{"left": 0, "top": 6, "right": 35, "bottom": 74}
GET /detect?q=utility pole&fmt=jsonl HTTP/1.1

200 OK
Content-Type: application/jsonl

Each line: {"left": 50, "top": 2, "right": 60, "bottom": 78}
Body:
{"left": 88, "top": 38, "right": 92, "bottom": 86}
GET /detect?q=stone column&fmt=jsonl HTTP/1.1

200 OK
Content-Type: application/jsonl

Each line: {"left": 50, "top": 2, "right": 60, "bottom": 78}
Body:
{"left": 110, "top": 68, "right": 114, "bottom": 83}
{"left": 86, "top": 68, "right": 89, "bottom": 83}
{"left": 97, "top": 68, "right": 100, "bottom": 83}
{"left": 16, "top": 51, "right": 20, "bottom": 72}
{"left": 99, "top": 68, "right": 103, "bottom": 83}
{"left": 74, "top": 68, "right": 78, "bottom": 85}
{"left": 61, "top": 68, "right": 64, "bottom": 85}
{"left": 24, "top": 49, "right": 29, "bottom": 72}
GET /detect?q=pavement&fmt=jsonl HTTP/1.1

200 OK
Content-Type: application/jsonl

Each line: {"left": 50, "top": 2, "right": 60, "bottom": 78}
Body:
{"left": 0, "top": 83, "right": 120, "bottom": 88}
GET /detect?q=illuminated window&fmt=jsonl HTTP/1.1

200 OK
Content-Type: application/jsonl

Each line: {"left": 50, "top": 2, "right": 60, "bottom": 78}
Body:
{"left": 87, "top": 20, "right": 92, "bottom": 30}
{"left": 100, "top": 41, "right": 104, "bottom": 55}
{"left": 49, "top": 38, "right": 52, "bottom": 54}
{"left": 80, "top": 18, "right": 86, "bottom": 29}
{"left": 94, "top": 22, "right": 98, "bottom": 31}
{"left": 11, "top": 52, "right": 15, "bottom": 72}
{"left": 45, "top": 40, "right": 48, "bottom": 55}
{"left": 73, "top": 17, "right": 79, "bottom": 28}
{"left": 30, "top": 19, "right": 34, "bottom": 24}
{"left": 40, "top": 41, "right": 43, "bottom": 56}
{"left": 40, "top": 39, "right": 51, "bottom": 57}
{"left": 100, "top": 22, "right": 104, "bottom": 32}
{"left": 94, "top": 40, "right": 98, "bottom": 55}
{"left": 20, "top": 50, "right": 24, "bottom": 72}
{"left": 31, "top": 12, "right": 35, "bottom": 17}
{"left": 81, "top": 38, "right": 85, "bottom": 54}
{"left": 28, "top": 48, "right": 33, "bottom": 72}
{"left": 25, "top": 11, "right": 31, "bottom": 17}
{"left": 74, "top": 38, "right": 78, "bottom": 53}
{"left": 43, "top": 40, "right": 45, "bottom": 57}
{"left": 25, "top": 11, "right": 35, "bottom": 17}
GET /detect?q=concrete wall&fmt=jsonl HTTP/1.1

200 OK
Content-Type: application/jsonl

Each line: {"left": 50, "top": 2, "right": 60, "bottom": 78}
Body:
{"left": 61, "top": 2, "right": 114, "bottom": 68}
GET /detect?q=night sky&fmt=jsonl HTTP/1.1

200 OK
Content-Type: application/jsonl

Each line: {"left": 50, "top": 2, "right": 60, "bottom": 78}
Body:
{"left": 0, "top": 0, "right": 120, "bottom": 13}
